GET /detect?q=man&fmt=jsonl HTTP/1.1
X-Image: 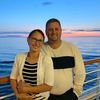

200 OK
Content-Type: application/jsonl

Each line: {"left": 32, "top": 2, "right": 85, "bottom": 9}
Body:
{"left": 42, "top": 18, "right": 86, "bottom": 100}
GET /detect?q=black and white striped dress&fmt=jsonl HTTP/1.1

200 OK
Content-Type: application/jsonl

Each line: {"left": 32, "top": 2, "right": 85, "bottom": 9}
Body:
{"left": 22, "top": 61, "right": 46, "bottom": 100}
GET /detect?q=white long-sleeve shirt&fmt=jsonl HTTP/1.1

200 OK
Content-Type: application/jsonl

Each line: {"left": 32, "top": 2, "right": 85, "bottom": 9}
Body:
{"left": 42, "top": 41, "right": 86, "bottom": 97}
{"left": 10, "top": 51, "right": 54, "bottom": 100}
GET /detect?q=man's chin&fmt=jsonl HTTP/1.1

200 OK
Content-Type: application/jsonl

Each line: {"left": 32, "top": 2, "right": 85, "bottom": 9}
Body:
{"left": 50, "top": 39, "right": 59, "bottom": 43}
{"left": 51, "top": 37, "right": 58, "bottom": 41}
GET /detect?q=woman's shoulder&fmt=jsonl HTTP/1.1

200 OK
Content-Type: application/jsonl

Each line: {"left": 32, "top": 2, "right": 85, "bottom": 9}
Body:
{"left": 40, "top": 50, "right": 51, "bottom": 59}
{"left": 15, "top": 52, "right": 28, "bottom": 58}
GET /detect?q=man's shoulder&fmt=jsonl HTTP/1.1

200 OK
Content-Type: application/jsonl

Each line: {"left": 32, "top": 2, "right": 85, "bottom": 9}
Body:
{"left": 42, "top": 42, "right": 49, "bottom": 49}
{"left": 62, "top": 40, "right": 75, "bottom": 47}
{"left": 62, "top": 40, "right": 80, "bottom": 51}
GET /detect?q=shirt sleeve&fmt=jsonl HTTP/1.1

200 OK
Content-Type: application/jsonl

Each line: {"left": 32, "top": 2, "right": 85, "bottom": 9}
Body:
{"left": 43, "top": 55, "right": 54, "bottom": 86}
{"left": 72, "top": 45, "right": 86, "bottom": 97}
{"left": 10, "top": 54, "right": 19, "bottom": 79}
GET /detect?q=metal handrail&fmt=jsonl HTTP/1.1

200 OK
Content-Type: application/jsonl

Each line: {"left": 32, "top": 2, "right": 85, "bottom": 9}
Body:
{"left": 84, "top": 77, "right": 100, "bottom": 84}
{"left": 0, "top": 93, "right": 14, "bottom": 100}
{"left": 0, "top": 76, "right": 10, "bottom": 84}
{"left": 83, "top": 85, "right": 100, "bottom": 93}
{"left": 86, "top": 69, "right": 100, "bottom": 75}
{"left": 0, "top": 58, "right": 100, "bottom": 100}
{"left": 84, "top": 59, "right": 100, "bottom": 65}
{"left": 80, "top": 58, "right": 100, "bottom": 100}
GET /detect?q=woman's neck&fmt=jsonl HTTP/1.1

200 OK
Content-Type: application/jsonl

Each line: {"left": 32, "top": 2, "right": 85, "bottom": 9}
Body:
{"left": 26, "top": 51, "right": 39, "bottom": 64}
{"left": 27, "top": 51, "right": 39, "bottom": 59}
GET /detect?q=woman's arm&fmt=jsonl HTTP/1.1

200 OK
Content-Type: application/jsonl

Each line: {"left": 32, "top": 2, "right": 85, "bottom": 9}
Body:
{"left": 10, "top": 79, "right": 19, "bottom": 96}
{"left": 10, "top": 79, "right": 33, "bottom": 100}
{"left": 18, "top": 81, "right": 52, "bottom": 94}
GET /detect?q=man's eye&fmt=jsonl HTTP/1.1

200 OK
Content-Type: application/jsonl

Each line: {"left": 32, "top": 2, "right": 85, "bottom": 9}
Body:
{"left": 38, "top": 40, "right": 43, "bottom": 42}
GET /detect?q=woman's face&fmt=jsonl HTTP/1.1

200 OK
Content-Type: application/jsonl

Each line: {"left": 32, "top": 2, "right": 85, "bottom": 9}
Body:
{"left": 27, "top": 32, "right": 44, "bottom": 52}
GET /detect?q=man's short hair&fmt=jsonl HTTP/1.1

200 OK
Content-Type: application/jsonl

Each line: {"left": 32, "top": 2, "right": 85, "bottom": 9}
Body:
{"left": 46, "top": 18, "right": 61, "bottom": 29}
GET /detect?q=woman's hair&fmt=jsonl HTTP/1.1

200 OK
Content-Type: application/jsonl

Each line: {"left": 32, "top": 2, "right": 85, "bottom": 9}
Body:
{"left": 28, "top": 29, "right": 45, "bottom": 41}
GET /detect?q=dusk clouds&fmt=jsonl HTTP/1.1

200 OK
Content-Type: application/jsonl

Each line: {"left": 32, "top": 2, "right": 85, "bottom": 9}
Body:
{"left": 42, "top": 1, "right": 53, "bottom": 6}
{"left": 0, "top": 0, "right": 100, "bottom": 35}
{"left": 62, "top": 29, "right": 100, "bottom": 38}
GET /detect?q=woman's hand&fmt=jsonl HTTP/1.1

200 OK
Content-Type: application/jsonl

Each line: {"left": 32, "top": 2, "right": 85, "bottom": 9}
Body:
{"left": 17, "top": 80, "right": 31, "bottom": 93}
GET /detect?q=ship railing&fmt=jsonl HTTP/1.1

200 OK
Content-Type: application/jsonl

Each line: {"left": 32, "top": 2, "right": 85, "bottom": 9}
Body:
{"left": 79, "top": 58, "right": 100, "bottom": 100}
{"left": 0, "top": 58, "right": 100, "bottom": 100}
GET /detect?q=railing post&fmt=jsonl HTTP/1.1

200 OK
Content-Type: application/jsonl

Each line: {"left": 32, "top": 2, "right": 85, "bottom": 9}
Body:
{"left": 96, "top": 63, "right": 100, "bottom": 100}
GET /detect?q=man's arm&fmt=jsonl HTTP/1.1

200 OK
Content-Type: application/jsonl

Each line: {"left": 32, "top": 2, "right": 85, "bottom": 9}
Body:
{"left": 73, "top": 46, "right": 86, "bottom": 97}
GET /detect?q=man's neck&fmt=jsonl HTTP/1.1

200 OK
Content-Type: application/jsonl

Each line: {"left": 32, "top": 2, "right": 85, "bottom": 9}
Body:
{"left": 48, "top": 40, "right": 62, "bottom": 49}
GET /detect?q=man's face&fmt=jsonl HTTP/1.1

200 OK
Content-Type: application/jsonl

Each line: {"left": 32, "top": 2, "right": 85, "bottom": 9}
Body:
{"left": 46, "top": 22, "right": 62, "bottom": 42}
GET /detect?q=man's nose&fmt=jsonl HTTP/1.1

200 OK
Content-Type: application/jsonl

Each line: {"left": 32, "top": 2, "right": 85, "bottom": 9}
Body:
{"left": 52, "top": 29, "right": 56, "bottom": 33}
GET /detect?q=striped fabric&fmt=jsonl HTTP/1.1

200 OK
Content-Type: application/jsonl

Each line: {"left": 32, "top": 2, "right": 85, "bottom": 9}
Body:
{"left": 22, "top": 61, "right": 46, "bottom": 100}
{"left": 22, "top": 61, "right": 37, "bottom": 86}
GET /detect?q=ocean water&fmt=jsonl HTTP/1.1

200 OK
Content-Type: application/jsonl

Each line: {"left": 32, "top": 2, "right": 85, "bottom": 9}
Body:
{"left": 0, "top": 35, "right": 100, "bottom": 98}
{"left": 0, "top": 36, "right": 100, "bottom": 61}
{"left": 0, "top": 36, "right": 100, "bottom": 76}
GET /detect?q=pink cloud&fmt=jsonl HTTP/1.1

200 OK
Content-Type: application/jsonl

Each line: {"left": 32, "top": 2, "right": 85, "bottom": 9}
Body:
{"left": 62, "top": 31, "right": 100, "bottom": 38}
{"left": 0, "top": 33, "right": 28, "bottom": 37}
{"left": 0, "top": 31, "right": 100, "bottom": 38}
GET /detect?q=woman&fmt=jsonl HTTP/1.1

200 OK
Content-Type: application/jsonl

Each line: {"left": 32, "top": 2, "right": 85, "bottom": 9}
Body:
{"left": 10, "top": 29, "right": 54, "bottom": 100}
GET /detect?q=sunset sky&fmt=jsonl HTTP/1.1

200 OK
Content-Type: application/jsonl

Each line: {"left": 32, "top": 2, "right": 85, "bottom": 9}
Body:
{"left": 0, "top": 0, "right": 100, "bottom": 37}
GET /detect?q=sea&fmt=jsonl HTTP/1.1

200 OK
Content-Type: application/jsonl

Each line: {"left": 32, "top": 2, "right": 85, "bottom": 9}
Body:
{"left": 0, "top": 32, "right": 100, "bottom": 99}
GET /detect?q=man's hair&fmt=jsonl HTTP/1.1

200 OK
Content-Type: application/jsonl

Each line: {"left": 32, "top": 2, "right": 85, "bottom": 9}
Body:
{"left": 46, "top": 18, "right": 61, "bottom": 29}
